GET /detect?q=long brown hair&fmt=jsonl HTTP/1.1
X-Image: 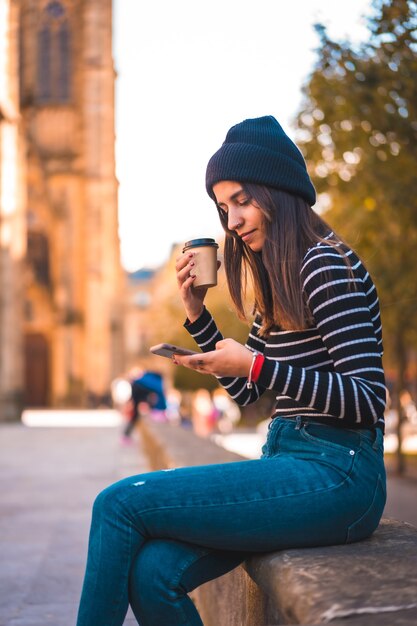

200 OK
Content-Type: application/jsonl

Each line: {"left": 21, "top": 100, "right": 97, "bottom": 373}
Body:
{"left": 216, "top": 184, "right": 349, "bottom": 335}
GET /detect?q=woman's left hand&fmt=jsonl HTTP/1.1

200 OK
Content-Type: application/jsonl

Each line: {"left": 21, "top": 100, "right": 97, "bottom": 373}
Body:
{"left": 173, "top": 338, "right": 253, "bottom": 379}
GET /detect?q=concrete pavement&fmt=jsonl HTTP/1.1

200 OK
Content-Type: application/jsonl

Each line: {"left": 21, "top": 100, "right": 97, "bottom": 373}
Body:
{"left": 0, "top": 422, "right": 148, "bottom": 626}
{"left": 383, "top": 471, "right": 417, "bottom": 526}
{"left": 0, "top": 421, "right": 416, "bottom": 626}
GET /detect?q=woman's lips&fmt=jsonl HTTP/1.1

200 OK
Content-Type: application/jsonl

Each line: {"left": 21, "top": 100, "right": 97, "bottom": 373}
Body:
{"left": 241, "top": 229, "right": 256, "bottom": 242}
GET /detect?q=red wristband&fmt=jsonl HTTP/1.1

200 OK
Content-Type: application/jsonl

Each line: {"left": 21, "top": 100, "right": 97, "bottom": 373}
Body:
{"left": 247, "top": 352, "right": 265, "bottom": 389}
{"left": 251, "top": 354, "right": 265, "bottom": 383}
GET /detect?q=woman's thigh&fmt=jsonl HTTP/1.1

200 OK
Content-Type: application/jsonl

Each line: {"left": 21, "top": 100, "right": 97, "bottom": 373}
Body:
{"left": 102, "top": 421, "right": 384, "bottom": 552}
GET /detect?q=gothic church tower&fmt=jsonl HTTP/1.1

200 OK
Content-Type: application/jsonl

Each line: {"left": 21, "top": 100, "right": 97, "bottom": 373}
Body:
{"left": 18, "top": 0, "right": 124, "bottom": 408}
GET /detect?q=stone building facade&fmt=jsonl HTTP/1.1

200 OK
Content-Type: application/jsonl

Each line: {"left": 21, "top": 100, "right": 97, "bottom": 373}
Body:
{"left": 0, "top": 0, "right": 124, "bottom": 419}
{"left": 0, "top": 0, "right": 26, "bottom": 420}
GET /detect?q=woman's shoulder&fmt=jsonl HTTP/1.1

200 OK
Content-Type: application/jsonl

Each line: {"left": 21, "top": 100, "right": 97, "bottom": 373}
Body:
{"left": 302, "top": 232, "right": 357, "bottom": 271}
{"left": 300, "top": 234, "right": 369, "bottom": 292}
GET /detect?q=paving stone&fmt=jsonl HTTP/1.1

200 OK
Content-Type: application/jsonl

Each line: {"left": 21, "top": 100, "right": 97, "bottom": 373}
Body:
{"left": 0, "top": 422, "right": 148, "bottom": 626}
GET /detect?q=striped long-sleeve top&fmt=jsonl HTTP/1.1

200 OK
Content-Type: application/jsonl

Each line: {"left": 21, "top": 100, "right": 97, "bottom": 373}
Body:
{"left": 185, "top": 236, "right": 386, "bottom": 431}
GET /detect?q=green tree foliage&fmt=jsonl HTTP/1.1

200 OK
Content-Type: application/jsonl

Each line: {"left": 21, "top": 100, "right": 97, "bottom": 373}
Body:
{"left": 295, "top": 0, "right": 417, "bottom": 470}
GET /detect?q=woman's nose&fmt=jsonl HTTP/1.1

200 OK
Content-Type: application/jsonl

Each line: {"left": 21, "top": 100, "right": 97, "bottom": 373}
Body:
{"left": 228, "top": 209, "right": 242, "bottom": 231}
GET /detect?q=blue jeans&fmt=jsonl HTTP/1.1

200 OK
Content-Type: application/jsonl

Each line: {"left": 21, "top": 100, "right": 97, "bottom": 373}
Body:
{"left": 76, "top": 418, "right": 386, "bottom": 626}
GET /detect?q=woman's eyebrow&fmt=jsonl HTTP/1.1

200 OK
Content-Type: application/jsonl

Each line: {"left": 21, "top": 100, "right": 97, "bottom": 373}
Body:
{"left": 217, "top": 188, "right": 245, "bottom": 208}
{"left": 230, "top": 188, "right": 245, "bottom": 200}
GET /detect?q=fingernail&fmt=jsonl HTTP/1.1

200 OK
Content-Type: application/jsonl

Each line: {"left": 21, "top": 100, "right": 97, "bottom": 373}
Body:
{"left": 190, "top": 273, "right": 196, "bottom": 278}
{"left": 190, "top": 262, "right": 195, "bottom": 266}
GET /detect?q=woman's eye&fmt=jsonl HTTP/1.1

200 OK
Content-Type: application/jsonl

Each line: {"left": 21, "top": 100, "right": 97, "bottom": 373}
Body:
{"left": 238, "top": 199, "right": 250, "bottom": 206}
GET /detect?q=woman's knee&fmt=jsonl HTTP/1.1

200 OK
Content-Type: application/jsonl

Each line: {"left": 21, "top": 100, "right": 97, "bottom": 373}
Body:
{"left": 92, "top": 476, "right": 138, "bottom": 518}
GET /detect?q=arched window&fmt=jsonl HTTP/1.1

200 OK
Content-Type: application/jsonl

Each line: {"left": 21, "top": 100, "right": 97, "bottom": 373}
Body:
{"left": 36, "top": 1, "right": 71, "bottom": 104}
{"left": 37, "top": 26, "right": 51, "bottom": 100}
{"left": 58, "top": 21, "right": 71, "bottom": 101}
{"left": 27, "top": 231, "right": 51, "bottom": 287}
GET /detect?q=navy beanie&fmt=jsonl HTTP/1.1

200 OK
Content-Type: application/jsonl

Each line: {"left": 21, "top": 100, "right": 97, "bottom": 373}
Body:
{"left": 206, "top": 115, "right": 316, "bottom": 206}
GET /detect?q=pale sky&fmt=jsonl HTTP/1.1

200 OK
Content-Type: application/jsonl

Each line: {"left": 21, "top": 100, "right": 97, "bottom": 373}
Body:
{"left": 113, "top": 0, "right": 373, "bottom": 272}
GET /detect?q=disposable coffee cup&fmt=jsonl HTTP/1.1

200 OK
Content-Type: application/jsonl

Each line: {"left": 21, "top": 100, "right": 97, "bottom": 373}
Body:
{"left": 182, "top": 238, "right": 219, "bottom": 288}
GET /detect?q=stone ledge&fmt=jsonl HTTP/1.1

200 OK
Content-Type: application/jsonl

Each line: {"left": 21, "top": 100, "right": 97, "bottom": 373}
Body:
{"left": 140, "top": 417, "right": 244, "bottom": 470}
{"left": 245, "top": 518, "right": 417, "bottom": 626}
{"left": 139, "top": 418, "right": 417, "bottom": 625}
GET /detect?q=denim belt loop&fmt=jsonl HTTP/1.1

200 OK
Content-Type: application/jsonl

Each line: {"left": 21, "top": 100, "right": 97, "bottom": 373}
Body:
{"left": 295, "top": 416, "right": 303, "bottom": 430}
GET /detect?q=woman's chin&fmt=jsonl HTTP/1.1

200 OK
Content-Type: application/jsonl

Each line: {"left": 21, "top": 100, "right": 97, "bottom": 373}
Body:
{"left": 247, "top": 242, "right": 263, "bottom": 252}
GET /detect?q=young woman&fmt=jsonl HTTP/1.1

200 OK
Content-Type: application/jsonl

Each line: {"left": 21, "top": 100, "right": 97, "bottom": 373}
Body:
{"left": 77, "top": 116, "right": 387, "bottom": 626}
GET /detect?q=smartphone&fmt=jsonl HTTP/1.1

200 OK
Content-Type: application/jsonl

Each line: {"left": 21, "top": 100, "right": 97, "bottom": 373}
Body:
{"left": 150, "top": 343, "right": 199, "bottom": 359}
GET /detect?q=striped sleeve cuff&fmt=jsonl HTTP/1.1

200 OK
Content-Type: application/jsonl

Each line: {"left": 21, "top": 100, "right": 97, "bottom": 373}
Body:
{"left": 183, "top": 307, "right": 222, "bottom": 352}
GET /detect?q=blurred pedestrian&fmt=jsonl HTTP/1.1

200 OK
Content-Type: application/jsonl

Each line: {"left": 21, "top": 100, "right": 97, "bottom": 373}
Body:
{"left": 212, "top": 388, "right": 241, "bottom": 433}
{"left": 121, "top": 370, "right": 167, "bottom": 443}
{"left": 191, "top": 388, "right": 217, "bottom": 437}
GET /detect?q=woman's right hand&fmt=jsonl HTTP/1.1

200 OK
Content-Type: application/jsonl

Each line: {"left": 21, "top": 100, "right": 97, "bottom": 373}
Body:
{"left": 175, "top": 252, "right": 208, "bottom": 322}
